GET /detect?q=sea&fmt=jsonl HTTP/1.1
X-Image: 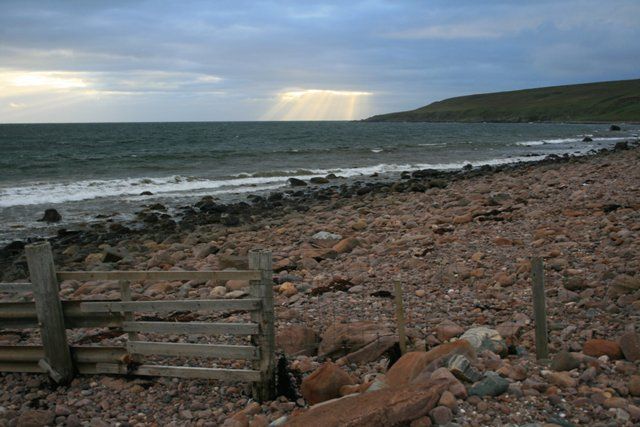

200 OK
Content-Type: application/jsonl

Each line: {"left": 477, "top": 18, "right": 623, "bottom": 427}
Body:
{"left": 1, "top": 121, "right": 638, "bottom": 244}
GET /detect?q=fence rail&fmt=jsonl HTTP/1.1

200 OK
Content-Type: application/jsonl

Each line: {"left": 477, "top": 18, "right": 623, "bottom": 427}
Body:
{"left": 0, "top": 242, "right": 276, "bottom": 401}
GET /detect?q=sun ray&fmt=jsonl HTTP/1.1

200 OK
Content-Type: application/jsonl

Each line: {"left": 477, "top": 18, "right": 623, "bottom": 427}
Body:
{"left": 261, "top": 89, "right": 372, "bottom": 120}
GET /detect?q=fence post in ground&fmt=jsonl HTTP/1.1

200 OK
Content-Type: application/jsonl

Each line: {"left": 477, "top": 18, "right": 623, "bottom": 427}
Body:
{"left": 394, "top": 280, "right": 407, "bottom": 355}
{"left": 531, "top": 257, "right": 549, "bottom": 361}
{"left": 249, "top": 250, "right": 275, "bottom": 401}
{"left": 25, "top": 242, "right": 74, "bottom": 384}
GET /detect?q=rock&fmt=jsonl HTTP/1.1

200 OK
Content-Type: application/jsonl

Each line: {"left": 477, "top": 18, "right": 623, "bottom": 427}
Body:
{"left": 17, "top": 410, "right": 56, "bottom": 427}
{"left": 300, "top": 361, "right": 356, "bottom": 405}
{"left": 210, "top": 286, "right": 227, "bottom": 297}
{"left": 452, "top": 213, "right": 473, "bottom": 224}
{"left": 544, "top": 370, "right": 577, "bottom": 388}
{"left": 385, "top": 341, "right": 476, "bottom": 388}
{"left": 629, "top": 375, "right": 640, "bottom": 397}
{"left": 563, "top": 276, "right": 587, "bottom": 291}
{"left": 312, "top": 231, "right": 342, "bottom": 241}
{"left": 310, "top": 177, "right": 330, "bottom": 184}
{"left": 39, "top": 208, "right": 62, "bottom": 223}
{"left": 332, "top": 237, "right": 360, "bottom": 254}
{"left": 583, "top": 339, "right": 623, "bottom": 359}
{"left": 410, "top": 416, "right": 432, "bottom": 427}
{"left": 468, "top": 372, "right": 509, "bottom": 397}
{"left": 551, "top": 351, "right": 580, "bottom": 371}
{"left": 429, "top": 406, "right": 452, "bottom": 425}
{"left": 437, "top": 390, "right": 457, "bottom": 410}
{"left": 619, "top": 331, "right": 640, "bottom": 362}
{"left": 435, "top": 320, "right": 464, "bottom": 341}
{"left": 287, "top": 378, "right": 450, "bottom": 427}
{"left": 318, "top": 321, "right": 392, "bottom": 359}
{"left": 604, "top": 397, "right": 628, "bottom": 409}
{"left": 225, "top": 279, "right": 249, "bottom": 291}
{"left": 288, "top": 177, "right": 308, "bottom": 187}
{"left": 582, "top": 136, "right": 593, "bottom": 142}
{"left": 460, "top": 327, "right": 507, "bottom": 356}
{"left": 276, "top": 325, "right": 319, "bottom": 356}
{"left": 279, "top": 282, "right": 298, "bottom": 297}
{"left": 336, "top": 335, "right": 398, "bottom": 365}
{"left": 224, "top": 290, "right": 247, "bottom": 299}
{"left": 610, "top": 124, "right": 621, "bottom": 131}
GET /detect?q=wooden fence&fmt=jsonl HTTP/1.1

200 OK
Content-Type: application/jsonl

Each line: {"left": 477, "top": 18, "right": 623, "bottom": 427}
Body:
{"left": 0, "top": 242, "right": 275, "bottom": 401}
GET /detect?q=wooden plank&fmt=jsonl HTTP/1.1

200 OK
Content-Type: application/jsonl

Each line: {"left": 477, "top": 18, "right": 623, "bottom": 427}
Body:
{"left": 531, "top": 257, "right": 549, "bottom": 361}
{"left": 80, "top": 299, "right": 261, "bottom": 313}
{"left": 249, "top": 250, "right": 275, "bottom": 401}
{"left": 135, "top": 365, "right": 261, "bottom": 381}
{"left": 126, "top": 341, "right": 259, "bottom": 360}
{"left": 0, "top": 283, "right": 32, "bottom": 293}
{"left": 57, "top": 270, "right": 261, "bottom": 282}
{"left": 0, "top": 301, "right": 123, "bottom": 329}
{"left": 25, "top": 242, "right": 74, "bottom": 384}
{"left": 0, "top": 346, "right": 126, "bottom": 364}
{"left": 122, "top": 321, "right": 259, "bottom": 335}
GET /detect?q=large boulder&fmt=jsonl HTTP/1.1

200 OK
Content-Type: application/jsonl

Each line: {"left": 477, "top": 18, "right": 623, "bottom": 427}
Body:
{"left": 277, "top": 325, "right": 319, "bottom": 356}
{"left": 318, "top": 322, "right": 392, "bottom": 359}
{"left": 300, "top": 362, "right": 356, "bottom": 405}
{"left": 287, "top": 378, "right": 451, "bottom": 427}
{"left": 619, "top": 332, "right": 640, "bottom": 362}
{"left": 385, "top": 341, "right": 476, "bottom": 388}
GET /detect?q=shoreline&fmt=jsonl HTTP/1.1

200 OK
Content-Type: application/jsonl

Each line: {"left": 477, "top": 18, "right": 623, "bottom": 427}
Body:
{"left": 1, "top": 139, "right": 637, "bottom": 282}
{"left": 1, "top": 139, "right": 639, "bottom": 425}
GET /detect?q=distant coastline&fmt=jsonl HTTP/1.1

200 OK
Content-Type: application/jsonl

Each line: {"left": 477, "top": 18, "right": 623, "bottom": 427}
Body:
{"left": 365, "top": 78, "right": 640, "bottom": 123}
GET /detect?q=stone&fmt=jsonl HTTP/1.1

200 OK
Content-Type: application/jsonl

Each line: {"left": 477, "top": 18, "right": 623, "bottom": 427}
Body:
{"left": 39, "top": 208, "right": 62, "bottom": 222}
{"left": 279, "top": 282, "right": 298, "bottom": 297}
{"left": 318, "top": 321, "right": 392, "bottom": 359}
{"left": 551, "top": 350, "right": 580, "bottom": 371}
{"left": 300, "top": 361, "right": 356, "bottom": 405}
{"left": 628, "top": 375, "right": 640, "bottom": 397}
{"left": 564, "top": 276, "right": 587, "bottom": 291}
{"left": 312, "top": 231, "right": 342, "bottom": 240}
{"left": 410, "top": 416, "right": 432, "bottom": 427}
{"left": 619, "top": 331, "right": 640, "bottom": 362}
{"left": 429, "top": 406, "right": 452, "bottom": 425}
{"left": 224, "top": 290, "right": 247, "bottom": 299}
{"left": 385, "top": 341, "right": 476, "bottom": 388}
{"left": 431, "top": 367, "right": 467, "bottom": 398}
{"left": 452, "top": 213, "right": 473, "bottom": 224}
{"left": 468, "top": 372, "right": 509, "bottom": 397}
{"left": 460, "top": 327, "right": 507, "bottom": 356}
{"left": 287, "top": 378, "right": 450, "bottom": 427}
{"left": 336, "top": 335, "right": 398, "bottom": 365}
{"left": 288, "top": 177, "right": 307, "bottom": 186}
{"left": 210, "top": 286, "right": 227, "bottom": 297}
{"left": 544, "top": 371, "right": 577, "bottom": 388}
{"left": 276, "top": 325, "right": 319, "bottom": 356}
{"left": 225, "top": 279, "right": 249, "bottom": 291}
{"left": 437, "top": 390, "right": 457, "bottom": 410}
{"left": 610, "top": 124, "right": 621, "bottom": 131}
{"left": 435, "top": 320, "right": 464, "bottom": 341}
{"left": 583, "top": 339, "right": 623, "bottom": 359}
{"left": 332, "top": 237, "right": 360, "bottom": 254}
{"left": 17, "top": 410, "right": 56, "bottom": 427}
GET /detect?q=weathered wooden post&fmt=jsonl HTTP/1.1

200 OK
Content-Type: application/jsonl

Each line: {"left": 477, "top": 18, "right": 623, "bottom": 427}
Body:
{"left": 25, "top": 242, "right": 74, "bottom": 383}
{"left": 394, "top": 280, "right": 407, "bottom": 355}
{"left": 248, "top": 250, "right": 275, "bottom": 401}
{"left": 531, "top": 257, "right": 549, "bottom": 360}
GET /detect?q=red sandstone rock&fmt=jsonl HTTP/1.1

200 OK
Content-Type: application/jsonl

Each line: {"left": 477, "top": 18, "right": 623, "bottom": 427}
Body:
{"left": 300, "top": 362, "right": 356, "bottom": 405}
{"left": 583, "top": 339, "right": 623, "bottom": 359}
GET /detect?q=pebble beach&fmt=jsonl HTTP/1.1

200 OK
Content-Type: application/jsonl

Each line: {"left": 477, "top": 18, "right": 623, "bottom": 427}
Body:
{"left": 1, "top": 141, "right": 640, "bottom": 426}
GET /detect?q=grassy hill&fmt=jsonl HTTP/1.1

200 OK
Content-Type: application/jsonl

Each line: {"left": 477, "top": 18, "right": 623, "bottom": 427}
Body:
{"left": 365, "top": 79, "right": 640, "bottom": 123}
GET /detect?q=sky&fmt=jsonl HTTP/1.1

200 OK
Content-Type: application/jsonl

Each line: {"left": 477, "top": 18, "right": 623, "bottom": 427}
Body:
{"left": 1, "top": 0, "right": 639, "bottom": 123}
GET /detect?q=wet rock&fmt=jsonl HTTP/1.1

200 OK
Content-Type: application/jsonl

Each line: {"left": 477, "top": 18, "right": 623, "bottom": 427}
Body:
{"left": 583, "top": 339, "right": 623, "bottom": 359}
{"left": 610, "top": 124, "right": 621, "bottom": 131}
{"left": 468, "top": 372, "right": 509, "bottom": 397}
{"left": 310, "top": 177, "right": 330, "bottom": 184}
{"left": 39, "top": 208, "right": 62, "bottom": 223}
{"left": 582, "top": 136, "right": 593, "bottom": 142}
{"left": 288, "top": 178, "right": 308, "bottom": 187}
{"left": 300, "top": 361, "right": 355, "bottom": 405}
